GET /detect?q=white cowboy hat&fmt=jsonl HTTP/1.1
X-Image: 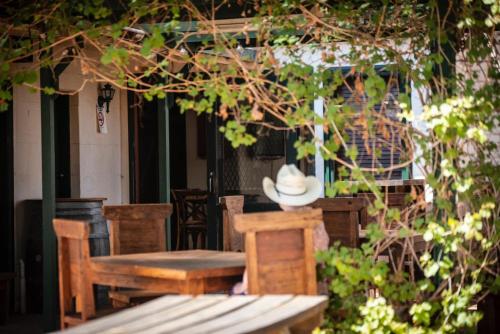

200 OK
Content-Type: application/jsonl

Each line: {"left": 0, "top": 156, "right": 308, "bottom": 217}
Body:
{"left": 262, "top": 164, "right": 322, "bottom": 206}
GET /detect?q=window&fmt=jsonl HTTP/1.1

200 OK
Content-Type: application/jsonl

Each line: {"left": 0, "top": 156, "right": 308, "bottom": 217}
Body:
{"left": 325, "top": 69, "right": 410, "bottom": 182}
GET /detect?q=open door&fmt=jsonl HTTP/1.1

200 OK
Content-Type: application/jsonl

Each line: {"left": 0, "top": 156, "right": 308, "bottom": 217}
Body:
{"left": 205, "top": 110, "right": 297, "bottom": 250}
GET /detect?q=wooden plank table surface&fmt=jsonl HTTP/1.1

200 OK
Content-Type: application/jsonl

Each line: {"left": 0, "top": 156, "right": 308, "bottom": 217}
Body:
{"left": 53, "top": 294, "right": 328, "bottom": 334}
{"left": 90, "top": 250, "right": 245, "bottom": 295}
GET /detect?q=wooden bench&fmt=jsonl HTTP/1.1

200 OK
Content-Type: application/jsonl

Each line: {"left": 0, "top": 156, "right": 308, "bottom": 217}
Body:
{"left": 53, "top": 294, "right": 328, "bottom": 334}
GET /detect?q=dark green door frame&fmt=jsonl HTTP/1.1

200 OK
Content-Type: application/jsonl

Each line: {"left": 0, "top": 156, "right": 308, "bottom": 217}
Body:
{"left": 206, "top": 112, "right": 223, "bottom": 250}
{"left": 157, "top": 94, "right": 171, "bottom": 250}
{"left": 0, "top": 93, "right": 14, "bottom": 274}
{"left": 41, "top": 66, "right": 58, "bottom": 332}
{"left": 41, "top": 52, "right": 74, "bottom": 331}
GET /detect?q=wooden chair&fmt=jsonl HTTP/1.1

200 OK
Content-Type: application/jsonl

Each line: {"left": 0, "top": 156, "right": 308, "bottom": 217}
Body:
{"left": 171, "top": 189, "right": 208, "bottom": 250}
{"left": 53, "top": 219, "right": 99, "bottom": 328}
{"left": 234, "top": 209, "right": 323, "bottom": 295}
{"left": 103, "top": 203, "right": 173, "bottom": 307}
{"left": 311, "top": 197, "right": 369, "bottom": 248}
{"left": 221, "top": 195, "right": 244, "bottom": 252}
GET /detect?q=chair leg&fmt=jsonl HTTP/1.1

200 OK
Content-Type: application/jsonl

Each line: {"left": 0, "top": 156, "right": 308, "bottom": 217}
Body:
{"left": 176, "top": 222, "right": 181, "bottom": 251}
{"left": 183, "top": 229, "right": 189, "bottom": 250}
{"left": 191, "top": 231, "right": 199, "bottom": 249}
{"left": 200, "top": 232, "right": 206, "bottom": 249}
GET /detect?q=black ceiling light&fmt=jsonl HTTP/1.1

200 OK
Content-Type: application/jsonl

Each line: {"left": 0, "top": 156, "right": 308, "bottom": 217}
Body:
{"left": 97, "top": 83, "right": 115, "bottom": 113}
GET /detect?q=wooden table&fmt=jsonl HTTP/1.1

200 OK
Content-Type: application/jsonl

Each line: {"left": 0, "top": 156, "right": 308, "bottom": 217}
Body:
{"left": 90, "top": 250, "right": 245, "bottom": 295}
{"left": 53, "top": 294, "right": 328, "bottom": 334}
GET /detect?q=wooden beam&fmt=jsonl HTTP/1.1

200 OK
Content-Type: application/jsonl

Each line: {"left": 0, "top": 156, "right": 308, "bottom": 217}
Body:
{"left": 54, "top": 48, "right": 75, "bottom": 77}
{"left": 40, "top": 66, "right": 58, "bottom": 331}
{"left": 41, "top": 53, "right": 74, "bottom": 331}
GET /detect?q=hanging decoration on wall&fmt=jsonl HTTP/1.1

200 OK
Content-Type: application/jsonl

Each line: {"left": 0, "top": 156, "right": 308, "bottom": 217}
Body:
{"left": 96, "top": 102, "right": 108, "bottom": 133}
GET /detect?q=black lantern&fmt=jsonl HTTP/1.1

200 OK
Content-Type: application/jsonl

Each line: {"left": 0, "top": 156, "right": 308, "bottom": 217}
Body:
{"left": 97, "top": 83, "right": 115, "bottom": 113}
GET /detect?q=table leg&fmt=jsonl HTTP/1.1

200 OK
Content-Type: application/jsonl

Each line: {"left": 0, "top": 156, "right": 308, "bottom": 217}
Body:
{"left": 183, "top": 279, "right": 205, "bottom": 295}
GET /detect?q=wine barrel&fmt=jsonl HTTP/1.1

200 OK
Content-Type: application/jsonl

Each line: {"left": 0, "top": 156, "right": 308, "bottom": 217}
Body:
{"left": 55, "top": 198, "right": 109, "bottom": 306}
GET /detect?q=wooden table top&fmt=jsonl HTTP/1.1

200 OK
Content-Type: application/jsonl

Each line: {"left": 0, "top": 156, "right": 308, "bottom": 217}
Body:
{"left": 90, "top": 250, "right": 246, "bottom": 280}
{"left": 53, "top": 294, "right": 328, "bottom": 334}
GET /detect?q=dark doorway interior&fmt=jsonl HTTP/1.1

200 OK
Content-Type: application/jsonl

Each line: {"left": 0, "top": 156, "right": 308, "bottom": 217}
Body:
{"left": 128, "top": 91, "right": 188, "bottom": 249}
{"left": 128, "top": 92, "right": 160, "bottom": 204}
{"left": 169, "top": 94, "right": 187, "bottom": 190}
{"left": 0, "top": 100, "right": 14, "bottom": 273}
{"left": 128, "top": 92, "right": 188, "bottom": 201}
{"left": 54, "top": 95, "right": 71, "bottom": 198}
{"left": 168, "top": 95, "right": 187, "bottom": 250}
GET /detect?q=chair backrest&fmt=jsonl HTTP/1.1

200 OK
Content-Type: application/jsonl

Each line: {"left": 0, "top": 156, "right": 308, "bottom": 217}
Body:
{"left": 53, "top": 219, "right": 95, "bottom": 328}
{"left": 234, "top": 209, "right": 323, "bottom": 295}
{"left": 103, "top": 204, "right": 173, "bottom": 255}
{"left": 171, "top": 189, "right": 208, "bottom": 223}
{"left": 221, "top": 195, "right": 244, "bottom": 252}
{"left": 311, "top": 197, "right": 368, "bottom": 248}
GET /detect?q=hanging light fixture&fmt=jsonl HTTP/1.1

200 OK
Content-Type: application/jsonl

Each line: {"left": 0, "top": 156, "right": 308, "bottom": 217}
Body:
{"left": 97, "top": 83, "right": 115, "bottom": 113}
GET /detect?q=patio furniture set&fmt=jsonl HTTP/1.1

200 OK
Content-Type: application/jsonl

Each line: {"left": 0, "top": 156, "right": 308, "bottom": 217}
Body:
{"left": 52, "top": 186, "right": 425, "bottom": 333}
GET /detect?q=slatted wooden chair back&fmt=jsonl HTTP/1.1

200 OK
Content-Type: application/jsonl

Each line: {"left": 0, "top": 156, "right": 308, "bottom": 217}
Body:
{"left": 171, "top": 189, "right": 208, "bottom": 249}
{"left": 53, "top": 218, "right": 95, "bottom": 328}
{"left": 221, "top": 195, "right": 244, "bottom": 252}
{"left": 103, "top": 204, "right": 173, "bottom": 255}
{"left": 234, "top": 209, "right": 323, "bottom": 295}
{"left": 171, "top": 190, "right": 208, "bottom": 223}
{"left": 311, "top": 197, "right": 368, "bottom": 248}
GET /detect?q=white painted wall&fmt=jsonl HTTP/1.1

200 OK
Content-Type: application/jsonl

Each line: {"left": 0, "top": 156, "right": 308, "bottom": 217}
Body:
{"left": 59, "top": 58, "right": 124, "bottom": 205}
{"left": 12, "top": 66, "right": 42, "bottom": 279}
{"left": 77, "top": 83, "right": 122, "bottom": 204}
{"left": 10, "top": 63, "right": 42, "bottom": 312}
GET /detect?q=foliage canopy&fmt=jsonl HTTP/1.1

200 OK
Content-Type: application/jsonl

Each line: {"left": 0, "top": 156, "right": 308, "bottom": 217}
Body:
{"left": 1, "top": 0, "right": 499, "bottom": 332}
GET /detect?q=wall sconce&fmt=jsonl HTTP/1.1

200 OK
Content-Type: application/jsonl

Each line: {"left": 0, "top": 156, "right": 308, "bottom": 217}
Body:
{"left": 97, "top": 83, "right": 115, "bottom": 113}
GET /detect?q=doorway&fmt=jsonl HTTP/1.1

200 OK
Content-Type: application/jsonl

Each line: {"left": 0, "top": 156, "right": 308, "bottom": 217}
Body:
{"left": 54, "top": 95, "right": 71, "bottom": 198}
{"left": 128, "top": 92, "right": 160, "bottom": 204}
{"left": 0, "top": 99, "right": 14, "bottom": 273}
{"left": 205, "top": 107, "right": 298, "bottom": 249}
{"left": 128, "top": 91, "right": 188, "bottom": 249}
